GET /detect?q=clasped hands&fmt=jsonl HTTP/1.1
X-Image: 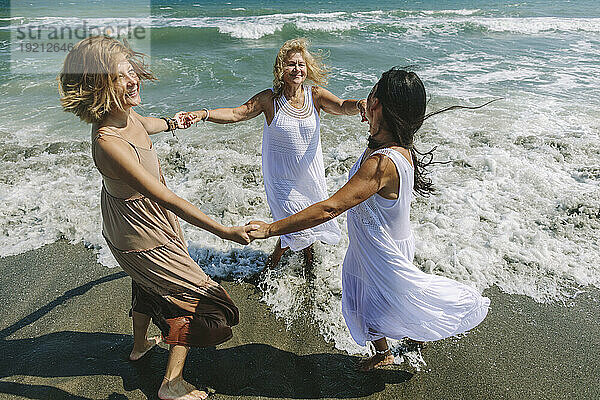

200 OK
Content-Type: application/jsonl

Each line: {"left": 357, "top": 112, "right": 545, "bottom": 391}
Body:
{"left": 171, "top": 110, "right": 207, "bottom": 129}
{"left": 246, "top": 220, "right": 270, "bottom": 240}
{"left": 219, "top": 219, "right": 269, "bottom": 246}
{"left": 357, "top": 98, "right": 367, "bottom": 122}
{"left": 172, "top": 111, "right": 200, "bottom": 129}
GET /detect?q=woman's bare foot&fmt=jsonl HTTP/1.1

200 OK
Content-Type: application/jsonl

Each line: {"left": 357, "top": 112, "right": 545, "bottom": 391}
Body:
{"left": 158, "top": 376, "right": 209, "bottom": 400}
{"left": 357, "top": 351, "right": 395, "bottom": 372}
{"left": 129, "top": 335, "right": 161, "bottom": 361}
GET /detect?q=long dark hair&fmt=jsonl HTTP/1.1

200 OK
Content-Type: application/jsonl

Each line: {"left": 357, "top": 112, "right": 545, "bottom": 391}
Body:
{"left": 369, "top": 67, "right": 498, "bottom": 196}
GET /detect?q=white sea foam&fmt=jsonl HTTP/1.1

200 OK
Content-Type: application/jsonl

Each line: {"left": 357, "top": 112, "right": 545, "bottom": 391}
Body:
{"left": 8, "top": 13, "right": 600, "bottom": 39}
{"left": 478, "top": 17, "right": 600, "bottom": 34}
{"left": 146, "top": 12, "right": 352, "bottom": 38}
{"left": 10, "top": 16, "right": 154, "bottom": 28}
{"left": 421, "top": 9, "right": 481, "bottom": 16}
{"left": 295, "top": 20, "right": 360, "bottom": 32}
{"left": 217, "top": 22, "right": 283, "bottom": 39}
{"left": 0, "top": 140, "right": 104, "bottom": 258}
{"left": 382, "top": 16, "right": 600, "bottom": 37}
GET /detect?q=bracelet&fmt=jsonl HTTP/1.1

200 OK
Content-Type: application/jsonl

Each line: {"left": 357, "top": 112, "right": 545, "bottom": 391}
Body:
{"left": 375, "top": 349, "right": 391, "bottom": 355}
{"left": 160, "top": 117, "right": 177, "bottom": 131}
{"left": 201, "top": 108, "right": 210, "bottom": 122}
{"left": 160, "top": 117, "right": 178, "bottom": 138}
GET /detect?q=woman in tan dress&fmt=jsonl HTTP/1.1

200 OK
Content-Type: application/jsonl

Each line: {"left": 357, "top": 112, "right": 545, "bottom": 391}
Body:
{"left": 59, "top": 36, "right": 255, "bottom": 400}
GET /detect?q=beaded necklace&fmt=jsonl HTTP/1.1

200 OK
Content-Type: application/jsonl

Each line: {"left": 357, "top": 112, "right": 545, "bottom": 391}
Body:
{"left": 276, "top": 86, "right": 313, "bottom": 119}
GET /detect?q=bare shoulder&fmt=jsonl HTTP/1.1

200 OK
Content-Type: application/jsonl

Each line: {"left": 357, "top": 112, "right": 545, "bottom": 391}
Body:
{"left": 310, "top": 86, "right": 327, "bottom": 110}
{"left": 93, "top": 126, "right": 118, "bottom": 147}
{"left": 342, "top": 152, "right": 392, "bottom": 196}
{"left": 243, "top": 89, "right": 272, "bottom": 110}
{"left": 366, "top": 151, "right": 395, "bottom": 170}
{"left": 389, "top": 146, "right": 414, "bottom": 167}
{"left": 254, "top": 88, "right": 274, "bottom": 102}
{"left": 94, "top": 124, "right": 119, "bottom": 143}
{"left": 95, "top": 124, "right": 116, "bottom": 136}
{"left": 311, "top": 85, "right": 327, "bottom": 98}
{"left": 314, "top": 85, "right": 338, "bottom": 98}
{"left": 93, "top": 130, "right": 134, "bottom": 159}
{"left": 357, "top": 152, "right": 393, "bottom": 179}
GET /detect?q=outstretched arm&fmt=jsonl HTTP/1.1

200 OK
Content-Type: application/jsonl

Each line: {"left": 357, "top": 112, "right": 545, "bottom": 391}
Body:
{"left": 314, "top": 86, "right": 366, "bottom": 117}
{"left": 132, "top": 109, "right": 196, "bottom": 134}
{"left": 188, "top": 89, "right": 271, "bottom": 124}
{"left": 94, "top": 136, "right": 255, "bottom": 244}
{"left": 249, "top": 153, "right": 397, "bottom": 239}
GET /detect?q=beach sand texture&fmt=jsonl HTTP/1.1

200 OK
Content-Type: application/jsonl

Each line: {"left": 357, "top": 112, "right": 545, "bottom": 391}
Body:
{"left": 0, "top": 241, "right": 598, "bottom": 400}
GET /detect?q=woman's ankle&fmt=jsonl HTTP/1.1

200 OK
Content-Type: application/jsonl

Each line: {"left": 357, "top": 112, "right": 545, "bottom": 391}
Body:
{"left": 374, "top": 348, "right": 391, "bottom": 356}
{"left": 162, "top": 375, "right": 183, "bottom": 385}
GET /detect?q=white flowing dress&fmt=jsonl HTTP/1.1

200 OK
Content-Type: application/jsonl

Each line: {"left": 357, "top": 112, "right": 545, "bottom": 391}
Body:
{"left": 341, "top": 148, "right": 490, "bottom": 345}
{"left": 262, "top": 86, "right": 341, "bottom": 251}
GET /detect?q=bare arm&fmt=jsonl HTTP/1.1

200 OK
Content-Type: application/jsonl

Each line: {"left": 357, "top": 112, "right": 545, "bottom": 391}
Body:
{"left": 95, "top": 136, "right": 254, "bottom": 244}
{"left": 131, "top": 109, "right": 169, "bottom": 134}
{"left": 188, "top": 89, "right": 271, "bottom": 124}
{"left": 314, "top": 86, "right": 366, "bottom": 116}
{"left": 132, "top": 109, "right": 195, "bottom": 134}
{"left": 249, "top": 154, "right": 397, "bottom": 239}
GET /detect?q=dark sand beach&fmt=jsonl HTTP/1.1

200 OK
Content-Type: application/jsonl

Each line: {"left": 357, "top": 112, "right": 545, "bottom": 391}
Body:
{"left": 0, "top": 240, "right": 598, "bottom": 400}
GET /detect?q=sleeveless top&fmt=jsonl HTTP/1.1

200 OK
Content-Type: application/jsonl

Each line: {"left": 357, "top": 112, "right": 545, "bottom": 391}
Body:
{"left": 348, "top": 148, "right": 414, "bottom": 244}
{"left": 92, "top": 131, "right": 182, "bottom": 252}
{"left": 261, "top": 85, "right": 341, "bottom": 251}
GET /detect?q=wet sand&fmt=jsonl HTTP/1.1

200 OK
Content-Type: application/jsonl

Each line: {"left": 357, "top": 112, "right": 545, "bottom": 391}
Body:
{"left": 0, "top": 240, "right": 598, "bottom": 400}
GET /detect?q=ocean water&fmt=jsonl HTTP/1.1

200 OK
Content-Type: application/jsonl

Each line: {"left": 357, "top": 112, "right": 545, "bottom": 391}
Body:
{"left": 1, "top": 0, "right": 599, "bottom": 357}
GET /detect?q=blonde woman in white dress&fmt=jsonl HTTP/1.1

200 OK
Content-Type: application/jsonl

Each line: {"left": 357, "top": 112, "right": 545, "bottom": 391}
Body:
{"left": 186, "top": 38, "right": 366, "bottom": 274}
{"left": 247, "top": 68, "right": 491, "bottom": 371}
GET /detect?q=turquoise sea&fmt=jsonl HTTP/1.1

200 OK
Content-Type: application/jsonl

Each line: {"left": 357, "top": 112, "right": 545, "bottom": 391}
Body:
{"left": 1, "top": 0, "right": 599, "bottom": 357}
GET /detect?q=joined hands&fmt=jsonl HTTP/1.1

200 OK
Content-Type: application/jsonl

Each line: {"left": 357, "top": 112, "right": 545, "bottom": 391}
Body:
{"left": 246, "top": 220, "right": 271, "bottom": 241}
{"left": 223, "top": 221, "right": 270, "bottom": 245}
{"left": 225, "top": 224, "right": 260, "bottom": 245}
{"left": 173, "top": 111, "right": 201, "bottom": 129}
{"left": 357, "top": 99, "right": 367, "bottom": 122}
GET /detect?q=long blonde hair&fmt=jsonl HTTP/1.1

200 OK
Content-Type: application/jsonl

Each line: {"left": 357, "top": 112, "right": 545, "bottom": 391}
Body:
{"left": 58, "top": 36, "right": 155, "bottom": 124}
{"left": 272, "top": 38, "right": 328, "bottom": 97}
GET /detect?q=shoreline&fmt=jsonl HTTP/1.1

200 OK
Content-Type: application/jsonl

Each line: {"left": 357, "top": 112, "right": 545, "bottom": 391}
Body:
{"left": 0, "top": 240, "right": 598, "bottom": 399}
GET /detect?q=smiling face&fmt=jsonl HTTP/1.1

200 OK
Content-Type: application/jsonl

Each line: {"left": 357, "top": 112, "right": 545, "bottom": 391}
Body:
{"left": 115, "top": 55, "right": 141, "bottom": 107}
{"left": 282, "top": 51, "right": 307, "bottom": 87}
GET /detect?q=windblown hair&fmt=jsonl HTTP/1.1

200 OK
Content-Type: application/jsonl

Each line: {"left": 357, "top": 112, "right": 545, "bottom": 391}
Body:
{"left": 370, "top": 68, "right": 433, "bottom": 196}
{"left": 371, "top": 67, "right": 498, "bottom": 196}
{"left": 58, "top": 36, "right": 155, "bottom": 124}
{"left": 272, "top": 38, "right": 328, "bottom": 97}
